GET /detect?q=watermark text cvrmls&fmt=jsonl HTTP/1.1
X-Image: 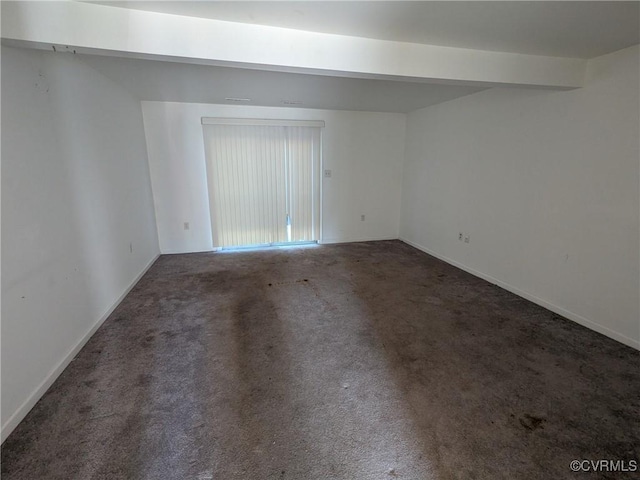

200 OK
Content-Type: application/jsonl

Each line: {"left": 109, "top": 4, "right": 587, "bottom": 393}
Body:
{"left": 570, "top": 459, "right": 638, "bottom": 473}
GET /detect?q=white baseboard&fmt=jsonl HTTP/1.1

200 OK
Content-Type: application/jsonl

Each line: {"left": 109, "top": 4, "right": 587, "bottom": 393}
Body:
{"left": 161, "top": 238, "right": 399, "bottom": 251}
{"left": 160, "top": 248, "right": 214, "bottom": 255}
{"left": 400, "top": 238, "right": 640, "bottom": 351}
{"left": 1, "top": 253, "right": 161, "bottom": 443}
{"left": 319, "top": 236, "right": 398, "bottom": 245}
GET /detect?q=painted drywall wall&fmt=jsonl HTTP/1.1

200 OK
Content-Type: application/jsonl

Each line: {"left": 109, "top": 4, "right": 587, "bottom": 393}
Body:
{"left": 141, "top": 102, "right": 406, "bottom": 253}
{"left": 400, "top": 45, "right": 640, "bottom": 349}
{"left": 1, "top": 46, "right": 160, "bottom": 440}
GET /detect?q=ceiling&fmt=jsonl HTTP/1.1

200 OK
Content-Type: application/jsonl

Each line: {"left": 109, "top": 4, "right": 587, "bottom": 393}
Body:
{"left": 71, "top": 1, "right": 639, "bottom": 112}
{"left": 88, "top": 1, "right": 640, "bottom": 59}
{"left": 78, "top": 54, "right": 485, "bottom": 113}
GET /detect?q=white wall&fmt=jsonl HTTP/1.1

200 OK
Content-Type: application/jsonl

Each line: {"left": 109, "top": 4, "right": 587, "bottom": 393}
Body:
{"left": 141, "top": 102, "right": 406, "bottom": 253}
{"left": 401, "top": 45, "right": 640, "bottom": 349}
{"left": 1, "top": 46, "right": 160, "bottom": 440}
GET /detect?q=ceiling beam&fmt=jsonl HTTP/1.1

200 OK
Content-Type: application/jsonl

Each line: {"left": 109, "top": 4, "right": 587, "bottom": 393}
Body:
{"left": 1, "top": 1, "right": 586, "bottom": 89}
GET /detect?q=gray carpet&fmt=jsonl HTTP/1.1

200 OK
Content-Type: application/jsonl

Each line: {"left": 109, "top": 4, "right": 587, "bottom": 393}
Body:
{"left": 2, "top": 240, "right": 639, "bottom": 479}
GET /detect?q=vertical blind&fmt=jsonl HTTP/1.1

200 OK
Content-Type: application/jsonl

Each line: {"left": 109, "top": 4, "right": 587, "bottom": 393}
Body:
{"left": 202, "top": 121, "right": 321, "bottom": 248}
{"left": 286, "top": 126, "right": 320, "bottom": 243}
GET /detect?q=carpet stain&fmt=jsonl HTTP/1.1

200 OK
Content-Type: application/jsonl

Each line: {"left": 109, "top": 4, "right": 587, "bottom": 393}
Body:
{"left": 519, "top": 414, "right": 547, "bottom": 431}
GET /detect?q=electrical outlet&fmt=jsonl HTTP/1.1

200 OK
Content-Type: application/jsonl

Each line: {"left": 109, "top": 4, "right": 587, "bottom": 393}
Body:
{"left": 361, "top": 214, "right": 365, "bottom": 221}
{"left": 459, "top": 232, "right": 463, "bottom": 241}
{"left": 464, "top": 235, "right": 470, "bottom": 243}
{"left": 324, "top": 169, "right": 332, "bottom": 178}
{"left": 184, "top": 222, "right": 190, "bottom": 230}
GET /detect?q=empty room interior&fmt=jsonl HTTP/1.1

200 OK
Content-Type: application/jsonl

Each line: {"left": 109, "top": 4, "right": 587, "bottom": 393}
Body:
{"left": 1, "top": 1, "right": 639, "bottom": 478}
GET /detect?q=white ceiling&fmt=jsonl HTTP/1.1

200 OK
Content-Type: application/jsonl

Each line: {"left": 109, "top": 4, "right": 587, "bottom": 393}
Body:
{"left": 78, "top": 54, "right": 485, "bottom": 113}
{"left": 72, "top": 1, "right": 639, "bottom": 113}
{"left": 89, "top": 1, "right": 640, "bottom": 59}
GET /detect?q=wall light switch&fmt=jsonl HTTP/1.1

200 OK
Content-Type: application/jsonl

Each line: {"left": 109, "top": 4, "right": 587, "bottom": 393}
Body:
{"left": 184, "top": 222, "right": 190, "bottom": 230}
{"left": 324, "top": 169, "right": 332, "bottom": 178}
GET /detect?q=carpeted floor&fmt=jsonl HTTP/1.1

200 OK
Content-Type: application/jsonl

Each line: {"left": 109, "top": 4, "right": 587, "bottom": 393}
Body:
{"left": 2, "top": 240, "right": 639, "bottom": 479}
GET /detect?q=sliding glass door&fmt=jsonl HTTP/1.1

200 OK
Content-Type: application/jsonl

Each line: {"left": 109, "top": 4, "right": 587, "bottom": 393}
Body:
{"left": 202, "top": 119, "right": 321, "bottom": 248}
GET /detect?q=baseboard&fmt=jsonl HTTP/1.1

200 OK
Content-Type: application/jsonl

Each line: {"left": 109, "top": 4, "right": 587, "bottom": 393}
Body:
{"left": 319, "top": 236, "right": 398, "bottom": 245}
{"left": 161, "top": 238, "right": 399, "bottom": 251}
{"left": 1, "top": 253, "right": 161, "bottom": 444}
{"left": 400, "top": 238, "right": 640, "bottom": 351}
{"left": 160, "top": 249, "right": 214, "bottom": 255}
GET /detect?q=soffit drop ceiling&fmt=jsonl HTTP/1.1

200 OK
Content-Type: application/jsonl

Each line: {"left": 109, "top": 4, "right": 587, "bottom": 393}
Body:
{"left": 88, "top": 1, "right": 640, "bottom": 59}
{"left": 78, "top": 54, "right": 486, "bottom": 113}
{"left": 6, "top": 1, "right": 638, "bottom": 112}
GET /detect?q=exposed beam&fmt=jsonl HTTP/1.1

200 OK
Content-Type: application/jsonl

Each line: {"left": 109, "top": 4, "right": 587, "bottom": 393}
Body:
{"left": 1, "top": 1, "right": 586, "bottom": 89}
